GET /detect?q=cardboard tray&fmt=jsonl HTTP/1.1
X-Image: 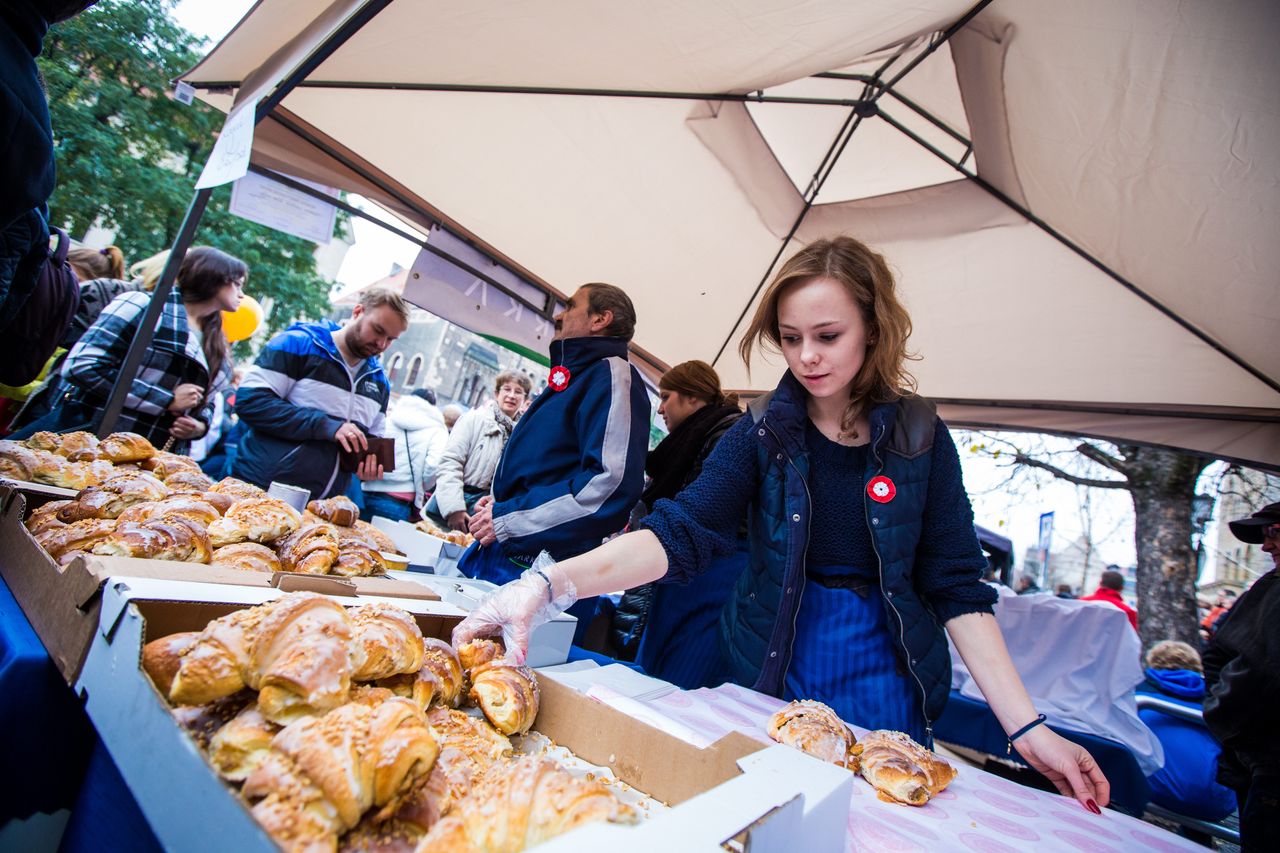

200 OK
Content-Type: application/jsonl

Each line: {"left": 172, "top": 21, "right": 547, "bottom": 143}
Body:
{"left": 0, "top": 482, "right": 443, "bottom": 683}
{"left": 76, "top": 581, "right": 852, "bottom": 852}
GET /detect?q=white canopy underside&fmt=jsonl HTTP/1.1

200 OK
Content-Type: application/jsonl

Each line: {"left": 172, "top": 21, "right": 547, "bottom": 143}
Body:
{"left": 185, "top": 0, "right": 1280, "bottom": 469}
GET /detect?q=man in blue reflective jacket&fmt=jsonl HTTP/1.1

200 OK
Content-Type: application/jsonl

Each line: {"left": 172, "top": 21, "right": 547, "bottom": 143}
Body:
{"left": 233, "top": 287, "right": 408, "bottom": 502}
{"left": 461, "top": 283, "right": 650, "bottom": 637}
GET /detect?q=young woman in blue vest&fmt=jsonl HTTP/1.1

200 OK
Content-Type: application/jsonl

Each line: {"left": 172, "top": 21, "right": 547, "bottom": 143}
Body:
{"left": 456, "top": 236, "right": 1110, "bottom": 812}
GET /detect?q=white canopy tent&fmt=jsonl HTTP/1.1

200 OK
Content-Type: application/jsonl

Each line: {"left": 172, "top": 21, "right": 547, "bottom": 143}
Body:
{"left": 168, "top": 0, "right": 1277, "bottom": 469}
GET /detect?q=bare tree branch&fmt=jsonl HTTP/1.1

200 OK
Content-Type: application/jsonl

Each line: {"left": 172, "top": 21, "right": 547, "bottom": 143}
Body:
{"left": 1077, "top": 442, "right": 1131, "bottom": 477}
{"left": 1012, "top": 452, "right": 1129, "bottom": 489}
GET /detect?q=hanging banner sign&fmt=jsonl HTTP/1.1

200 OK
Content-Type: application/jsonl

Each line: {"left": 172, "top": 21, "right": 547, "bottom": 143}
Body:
{"left": 403, "top": 227, "right": 558, "bottom": 365}
{"left": 229, "top": 170, "right": 339, "bottom": 244}
{"left": 195, "top": 97, "right": 259, "bottom": 190}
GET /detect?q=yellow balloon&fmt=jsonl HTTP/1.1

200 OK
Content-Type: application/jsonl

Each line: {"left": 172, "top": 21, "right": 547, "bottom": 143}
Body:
{"left": 222, "top": 293, "right": 263, "bottom": 343}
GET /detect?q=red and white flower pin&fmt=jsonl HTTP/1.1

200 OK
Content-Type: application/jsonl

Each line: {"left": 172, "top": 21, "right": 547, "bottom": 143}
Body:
{"left": 548, "top": 365, "right": 572, "bottom": 391}
{"left": 867, "top": 475, "right": 896, "bottom": 503}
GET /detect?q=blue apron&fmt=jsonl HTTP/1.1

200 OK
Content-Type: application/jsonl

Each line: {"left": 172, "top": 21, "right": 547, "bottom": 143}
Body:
{"left": 637, "top": 542, "right": 748, "bottom": 690}
{"left": 782, "top": 564, "right": 926, "bottom": 743}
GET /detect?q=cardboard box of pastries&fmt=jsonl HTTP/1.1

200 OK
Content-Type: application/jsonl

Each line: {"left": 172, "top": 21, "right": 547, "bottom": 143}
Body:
{"left": 0, "top": 482, "right": 443, "bottom": 683}
{"left": 76, "top": 580, "right": 852, "bottom": 852}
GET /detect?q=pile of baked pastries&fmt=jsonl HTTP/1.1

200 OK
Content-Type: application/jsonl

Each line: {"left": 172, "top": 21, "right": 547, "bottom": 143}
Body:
{"left": 767, "top": 699, "right": 957, "bottom": 806}
{"left": 2, "top": 430, "right": 405, "bottom": 576}
{"left": 142, "top": 592, "right": 637, "bottom": 853}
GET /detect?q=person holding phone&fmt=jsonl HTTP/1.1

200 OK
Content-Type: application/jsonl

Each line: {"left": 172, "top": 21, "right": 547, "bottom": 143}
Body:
{"left": 233, "top": 287, "right": 409, "bottom": 501}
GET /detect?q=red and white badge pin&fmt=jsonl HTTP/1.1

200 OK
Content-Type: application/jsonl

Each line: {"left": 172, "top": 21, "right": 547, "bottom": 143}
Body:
{"left": 867, "top": 475, "right": 896, "bottom": 503}
{"left": 548, "top": 365, "right": 571, "bottom": 391}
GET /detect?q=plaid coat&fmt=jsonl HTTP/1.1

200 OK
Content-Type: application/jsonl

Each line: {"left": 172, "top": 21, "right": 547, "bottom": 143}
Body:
{"left": 60, "top": 288, "right": 228, "bottom": 450}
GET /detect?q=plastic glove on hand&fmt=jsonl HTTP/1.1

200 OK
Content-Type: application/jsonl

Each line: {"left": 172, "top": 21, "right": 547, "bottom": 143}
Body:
{"left": 451, "top": 552, "right": 577, "bottom": 664}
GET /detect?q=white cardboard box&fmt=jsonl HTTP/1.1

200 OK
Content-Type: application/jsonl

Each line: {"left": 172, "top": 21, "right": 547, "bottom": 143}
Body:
{"left": 75, "top": 579, "right": 852, "bottom": 852}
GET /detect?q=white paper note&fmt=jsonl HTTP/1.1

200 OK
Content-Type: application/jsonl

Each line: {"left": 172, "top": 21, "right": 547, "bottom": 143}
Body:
{"left": 195, "top": 98, "right": 259, "bottom": 189}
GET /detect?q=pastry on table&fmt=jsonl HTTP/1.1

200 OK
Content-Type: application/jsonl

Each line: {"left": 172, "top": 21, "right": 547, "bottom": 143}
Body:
{"left": 35, "top": 517, "right": 118, "bottom": 563}
{"left": 243, "top": 697, "right": 440, "bottom": 853}
{"left": 24, "top": 431, "right": 63, "bottom": 452}
{"left": 99, "top": 431, "right": 157, "bottom": 463}
{"left": 416, "top": 756, "right": 637, "bottom": 852}
{"left": 351, "top": 519, "right": 397, "bottom": 554}
{"left": 91, "top": 514, "right": 213, "bottom": 563}
{"left": 413, "top": 517, "right": 475, "bottom": 548}
{"left": 56, "top": 471, "right": 171, "bottom": 521}
{"left": 52, "top": 431, "right": 101, "bottom": 462}
{"left": 207, "top": 476, "right": 268, "bottom": 501}
{"left": 116, "top": 495, "right": 221, "bottom": 527}
{"left": 164, "top": 469, "right": 216, "bottom": 494}
{"left": 167, "top": 605, "right": 266, "bottom": 706}
{"left": 169, "top": 691, "right": 255, "bottom": 750}
{"left": 140, "top": 450, "right": 203, "bottom": 480}
{"left": 468, "top": 661, "right": 540, "bottom": 736}
{"left": 349, "top": 603, "right": 425, "bottom": 682}
{"left": 31, "top": 453, "right": 115, "bottom": 490}
{"left": 858, "top": 729, "right": 957, "bottom": 806}
{"left": 0, "top": 439, "right": 41, "bottom": 481}
{"left": 379, "top": 638, "right": 463, "bottom": 710}
{"left": 275, "top": 522, "right": 341, "bottom": 574}
{"left": 207, "top": 497, "right": 302, "bottom": 547}
{"left": 209, "top": 703, "right": 281, "bottom": 782}
{"left": 247, "top": 592, "right": 355, "bottom": 724}
{"left": 425, "top": 706, "right": 512, "bottom": 771}
{"left": 24, "top": 500, "right": 72, "bottom": 536}
{"left": 331, "top": 546, "right": 389, "bottom": 578}
{"left": 307, "top": 496, "right": 360, "bottom": 527}
{"left": 142, "top": 631, "right": 203, "bottom": 696}
{"left": 456, "top": 638, "right": 503, "bottom": 676}
{"left": 211, "top": 542, "right": 282, "bottom": 573}
{"left": 198, "top": 489, "right": 235, "bottom": 514}
{"left": 767, "top": 699, "right": 861, "bottom": 770}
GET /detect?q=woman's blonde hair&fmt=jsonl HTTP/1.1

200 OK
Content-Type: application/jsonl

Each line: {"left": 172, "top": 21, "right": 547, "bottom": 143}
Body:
{"left": 129, "top": 250, "right": 170, "bottom": 292}
{"left": 738, "top": 236, "right": 916, "bottom": 437}
{"left": 68, "top": 245, "right": 125, "bottom": 280}
{"left": 660, "top": 360, "right": 739, "bottom": 408}
{"left": 494, "top": 370, "right": 531, "bottom": 396}
{"left": 1146, "top": 640, "right": 1202, "bottom": 673}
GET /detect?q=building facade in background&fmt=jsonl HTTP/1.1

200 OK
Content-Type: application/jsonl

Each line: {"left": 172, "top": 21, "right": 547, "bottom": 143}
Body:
{"left": 1202, "top": 469, "right": 1280, "bottom": 597}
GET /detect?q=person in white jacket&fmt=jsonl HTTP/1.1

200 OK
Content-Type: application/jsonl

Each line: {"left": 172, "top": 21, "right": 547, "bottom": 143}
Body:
{"left": 426, "top": 370, "right": 531, "bottom": 530}
{"left": 362, "top": 388, "right": 448, "bottom": 520}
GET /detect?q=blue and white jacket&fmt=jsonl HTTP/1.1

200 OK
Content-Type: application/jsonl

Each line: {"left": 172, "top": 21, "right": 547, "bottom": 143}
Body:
{"left": 233, "top": 320, "right": 390, "bottom": 501}
{"left": 491, "top": 336, "right": 650, "bottom": 561}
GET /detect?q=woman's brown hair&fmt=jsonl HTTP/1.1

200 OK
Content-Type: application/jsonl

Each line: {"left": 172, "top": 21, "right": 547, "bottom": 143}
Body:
{"left": 738, "top": 235, "right": 916, "bottom": 438}
{"left": 68, "top": 245, "right": 125, "bottom": 280}
{"left": 659, "top": 360, "right": 739, "bottom": 408}
{"left": 493, "top": 369, "right": 532, "bottom": 396}
{"left": 178, "top": 246, "right": 248, "bottom": 388}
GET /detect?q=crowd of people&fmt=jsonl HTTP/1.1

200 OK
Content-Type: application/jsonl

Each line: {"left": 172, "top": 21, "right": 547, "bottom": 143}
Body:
{"left": 7, "top": 225, "right": 1279, "bottom": 846}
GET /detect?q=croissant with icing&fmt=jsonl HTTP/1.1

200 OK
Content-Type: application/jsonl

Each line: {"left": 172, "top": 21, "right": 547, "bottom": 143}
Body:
{"left": 207, "top": 497, "right": 302, "bottom": 547}
{"left": 211, "top": 542, "right": 282, "bottom": 573}
{"left": 348, "top": 604, "right": 424, "bottom": 683}
{"left": 99, "top": 431, "right": 157, "bottom": 463}
{"left": 57, "top": 471, "right": 171, "bottom": 521}
{"left": 307, "top": 496, "right": 360, "bottom": 527}
{"left": 91, "top": 515, "right": 213, "bottom": 563}
{"left": 766, "top": 700, "right": 861, "bottom": 770}
{"left": 467, "top": 661, "right": 539, "bottom": 736}
{"left": 857, "top": 729, "right": 957, "bottom": 806}
{"left": 275, "top": 522, "right": 340, "bottom": 574}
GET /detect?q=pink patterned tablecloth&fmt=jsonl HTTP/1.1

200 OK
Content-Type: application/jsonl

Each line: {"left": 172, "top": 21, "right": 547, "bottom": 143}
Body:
{"left": 631, "top": 683, "right": 1200, "bottom": 853}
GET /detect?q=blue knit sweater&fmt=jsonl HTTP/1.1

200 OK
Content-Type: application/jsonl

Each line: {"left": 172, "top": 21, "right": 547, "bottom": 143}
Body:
{"left": 643, "top": 413, "right": 994, "bottom": 623}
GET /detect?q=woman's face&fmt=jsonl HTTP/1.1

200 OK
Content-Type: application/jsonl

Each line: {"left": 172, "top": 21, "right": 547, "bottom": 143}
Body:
{"left": 218, "top": 275, "right": 245, "bottom": 313}
{"left": 657, "top": 389, "right": 705, "bottom": 432}
{"left": 496, "top": 381, "right": 527, "bottom": 417}
{"left": 776, "top": 276, "right": 870, "bottom": 402}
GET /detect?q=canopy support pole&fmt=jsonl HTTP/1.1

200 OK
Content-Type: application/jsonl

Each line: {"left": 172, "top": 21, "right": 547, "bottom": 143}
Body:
{"left": 97, "top": 0, "right": 396, "bottom": 438}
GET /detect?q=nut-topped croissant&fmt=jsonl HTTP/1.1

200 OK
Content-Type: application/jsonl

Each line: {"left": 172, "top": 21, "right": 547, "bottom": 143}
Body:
{"left": 52, "top": 431, "right": 101, "bottom": 462}
{"left": 91, "top": 515, "right": 212, "bottom": 563}
{"left": 209, "top": 703, "right": 280, "bottom": 782}
{"left": 349, "top": 604, "right": 424, "bottom": 682}
{"left": 456, "top": 638, "right": 503, "bottom": 676}
{"left": 31, "top": 453, "right": 115, "bottom": 490}
{"left": 306, "top": 496, "right": 360, "bottom": 527}
{"left": 24, "top": 500, "right": 72, "bottom": 537}
{"left": 244, "top": 697, "right": 441, "bottom": 852}
{"left": 116, "top": 495, "right": 221, "bottom": 527}
{"left": 208, "top": 476, "right": 267, "bottom": 501}
{"left": 211, "top": 542, "right": 282, "bottom": 573}
{"left": 99, "top": 431, "right": 157, "bottom": 463}
{"left": 857, "top": 729, "right": 956, "bottom": 806}
{"left": 142, "top": 631, "right": 202, "bottom": 696}
{"left": 0, "top": 439, "right": 41, "bottom": 481}
{"left": 35, "top": 517, "right": 118, "bottom": 563}
{"left": 379, "top": 638, "right": 463, "bottom": 711}
{"left": 467, "top": 661, "right": 539, "bottom": 736}
{"left": 164, "top": 469, "right": 216, "bottom": 494}
{"left": 207, "top": 497, "right": 302, "bottom": 547}
{"left": 25, "top": 431, "right": 62, "bottom": 452}
{"left": 766, "top": 700, "right": 861, "bottom": 770}
{"left": 168, "top": 604, "right": 268, "bottom": 706}
{"left": 275, "top": 522, "right": 341, "bottom": 574}
{"left": 248, "top": 592, "right": 355, "bottom": 724}
{"left": 57, "top": 471, "right": 171, "bottom": 522}
{"left": 140, "top": 450, "right": 203, "bottom": 480}
{"left": 331, "top": 532, "right": 388, "bottom": 578}
{"left": 415, "top": 755, "right": 637, "bottom": 853}
{"left": 351, "top": 519, "right": 397, "bottom": 554}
